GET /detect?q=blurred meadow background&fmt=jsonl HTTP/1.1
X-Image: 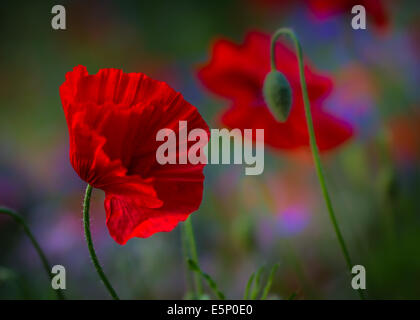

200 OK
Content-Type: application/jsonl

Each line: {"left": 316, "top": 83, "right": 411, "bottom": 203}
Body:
{"left": 0, "top": 0, "right": 419, "bottom": 299}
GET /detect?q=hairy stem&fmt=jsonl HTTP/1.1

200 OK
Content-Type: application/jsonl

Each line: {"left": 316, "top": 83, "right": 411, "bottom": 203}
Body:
{"left": 83, "top": 184, "right": 119, "bottom": 300}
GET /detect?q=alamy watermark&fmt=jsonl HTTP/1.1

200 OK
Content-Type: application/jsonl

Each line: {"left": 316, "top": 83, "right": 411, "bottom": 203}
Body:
{"left": 51, "top": 265, "right": 66, "bottom": 290}
{"left": 156, "top": 121, "right": 265, "bottom": 175}
{"left": 351, "top": 5, "right": 366, "bottom": 30}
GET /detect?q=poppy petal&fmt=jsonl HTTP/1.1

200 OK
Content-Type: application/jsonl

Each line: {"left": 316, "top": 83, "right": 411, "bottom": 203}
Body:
{"left": 60, "top": 66, "right": 209, "bottom": 244}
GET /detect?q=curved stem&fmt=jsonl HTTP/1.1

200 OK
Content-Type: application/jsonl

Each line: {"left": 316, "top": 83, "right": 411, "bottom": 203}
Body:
{"left": 0, "top": 207, "right": 65, "bottom": 300}
{"left": 83, "top": 184, "right": 119, "bottom": 300}
{"left": 271, "top": 28, "right": 365, "bottom": 300}
{"left": 182, "top": 218, "right": 203, "bottom": 298}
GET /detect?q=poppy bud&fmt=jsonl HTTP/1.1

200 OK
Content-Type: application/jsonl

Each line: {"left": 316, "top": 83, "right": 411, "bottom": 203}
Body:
{"left": 263, "top": 70, "right": 292, "bottom": 122}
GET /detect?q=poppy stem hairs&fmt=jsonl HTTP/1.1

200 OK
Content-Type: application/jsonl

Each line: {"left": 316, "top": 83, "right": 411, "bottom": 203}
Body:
{"left": 83, "top": 184, "right": 119, "bottom": 300}
{"left": 0, "top": 207, "right": 65, "bottom": 300}
{"left": 266, "top": 28, "right": 365, "bottom": 300}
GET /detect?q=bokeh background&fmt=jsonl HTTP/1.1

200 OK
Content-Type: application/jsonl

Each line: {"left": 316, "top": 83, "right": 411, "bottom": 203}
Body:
{"left": 0, "top": 0, "right": 419, "bottom": 299}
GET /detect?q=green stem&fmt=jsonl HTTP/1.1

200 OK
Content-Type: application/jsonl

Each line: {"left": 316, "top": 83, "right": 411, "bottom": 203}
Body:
{"left": 181, "top": 220, "right": 194, "bottom": 297}
{"left": 270, "top": 28, "right": 365, "bottom": 300}
{"left": 83, "top": 184, "right": 119, "bottom": 300}
{"left": 0, "top": 207, "right": 65, "bottom": 300}
{"left": 182, "top": 217, "right": 203, "bottom": 298}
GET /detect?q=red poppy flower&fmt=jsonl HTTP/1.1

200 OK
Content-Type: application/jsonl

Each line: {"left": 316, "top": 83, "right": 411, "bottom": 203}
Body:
{"left": 197, "top": 31, "right": 353, "bottom": 152}
{"left": 60, "top": 66, "right": 209, "bottom": 245}
{"left": 309, "top": 0, "right": 389, "bottom": 30}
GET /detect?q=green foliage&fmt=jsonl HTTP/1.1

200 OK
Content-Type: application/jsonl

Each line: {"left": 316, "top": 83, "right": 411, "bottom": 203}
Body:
{"left": 244, "top": 272, "right": 255, "bottom": 300}
{"left": 187, "top": 259, "right": 225, "bottom": 300}
{"left": 245, "top": 263, "right": 280, "bottom": 300}
{"left": 261, "top": 264, "right": 279, "bottom": 300}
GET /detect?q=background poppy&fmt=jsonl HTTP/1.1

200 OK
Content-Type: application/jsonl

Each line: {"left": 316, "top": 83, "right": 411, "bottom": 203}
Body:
{"left": 198, "top": 31, "right": 354, "bottom": 152}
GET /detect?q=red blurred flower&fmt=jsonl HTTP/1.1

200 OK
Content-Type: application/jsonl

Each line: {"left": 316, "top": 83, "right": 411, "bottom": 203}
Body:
{"left": 197, "top": 31, "right": 353, "bottom": 152}
{"left": 60, "top": 66, "right": 209, "bottom": 245}
{"left": 309, "top": 0, "right": 389, "bottom": 30}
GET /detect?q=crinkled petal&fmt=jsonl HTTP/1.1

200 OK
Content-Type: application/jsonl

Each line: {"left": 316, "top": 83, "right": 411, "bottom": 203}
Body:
{"left": 60, "top": 66, "right": 209, "bottom": 244}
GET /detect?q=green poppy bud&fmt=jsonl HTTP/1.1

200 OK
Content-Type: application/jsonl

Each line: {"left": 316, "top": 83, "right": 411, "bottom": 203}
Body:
{"left": 262, "top": 70, "right": 292, "bottom": 122}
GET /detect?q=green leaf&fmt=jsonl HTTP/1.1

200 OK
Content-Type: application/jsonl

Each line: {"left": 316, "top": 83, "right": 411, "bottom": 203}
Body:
{"left": 287, "top": 292, "right": 297, "bottom": 300}
{"left": 187, "top": 259, "right": 225, "bottom": 300}
{"left": 250, "top": 266, "right": 265, "bottom": 300}
{"left": 260, "top": 263, "right": 279, "bottom": 300}
{"left": 243, "top": 272, "right": 255, "bottom": 300}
